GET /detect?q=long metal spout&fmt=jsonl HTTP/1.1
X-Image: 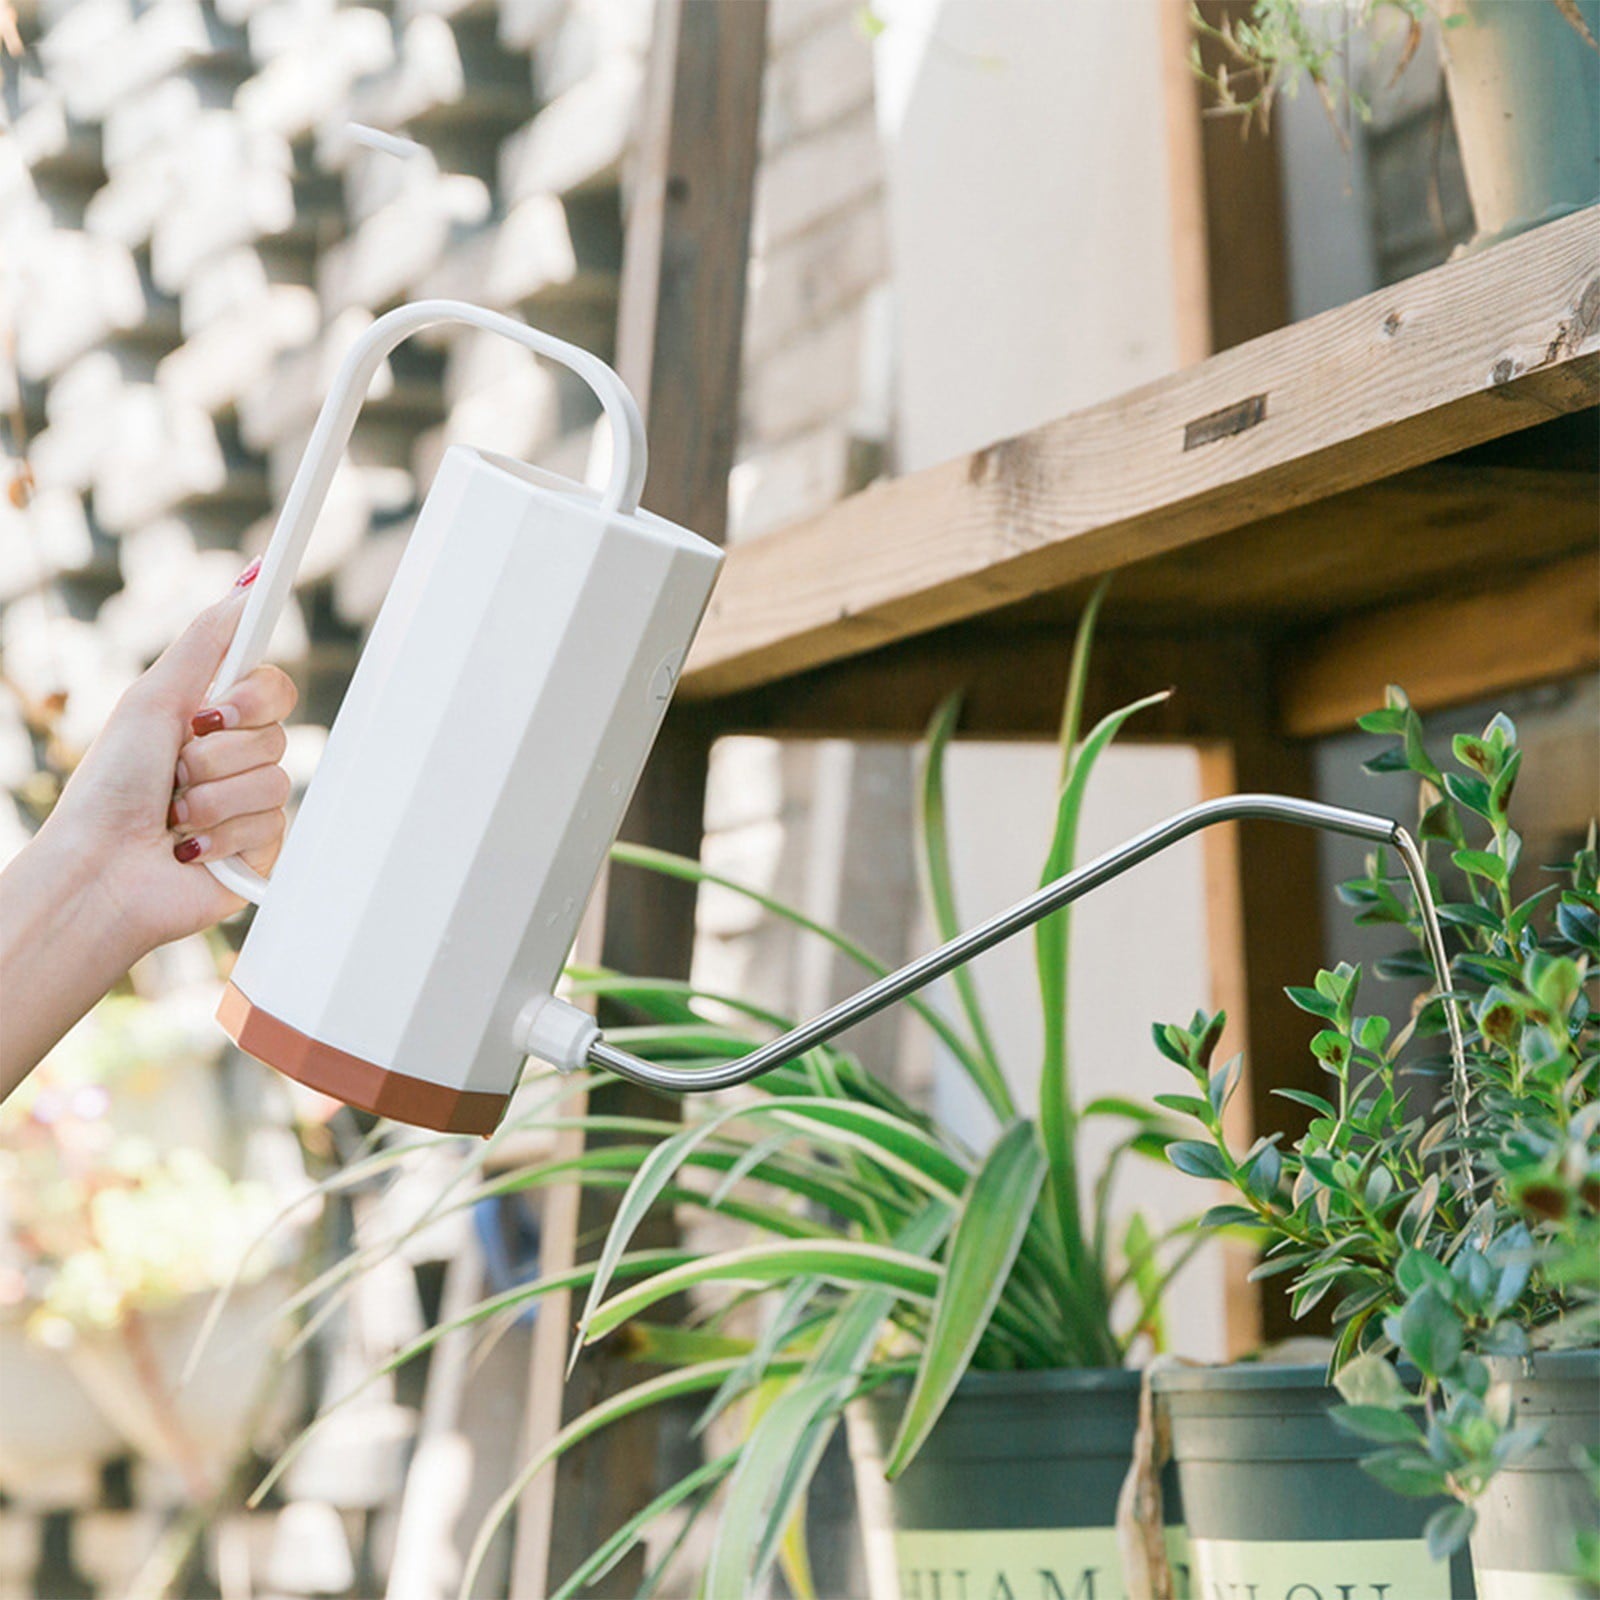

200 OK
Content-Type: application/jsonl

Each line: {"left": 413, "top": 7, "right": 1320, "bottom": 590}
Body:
{"left": 586, "top": 793, "right": 1466, "bottom": 1111}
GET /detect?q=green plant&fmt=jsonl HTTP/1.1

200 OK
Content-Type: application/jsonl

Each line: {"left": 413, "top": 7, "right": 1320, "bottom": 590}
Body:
{"left": 266, "top": 584, "right": 1195, "bottom": 1597}
{"left": 1191, "top": 0, "right": 1597, "bottom": 135}
{"left": 1154, "top": 690, "right": 1599, "bottom": 1560}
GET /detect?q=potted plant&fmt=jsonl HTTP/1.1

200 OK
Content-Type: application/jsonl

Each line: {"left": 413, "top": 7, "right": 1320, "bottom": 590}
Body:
{"left": 275, "top": 586, "right": 1196, "bottom": 1598}
{"left": 1149, "top": 690, "right": 1597, "bottom": 1599}
{"left": 1193, "top": 0, "right": 1599, "bottom": 245}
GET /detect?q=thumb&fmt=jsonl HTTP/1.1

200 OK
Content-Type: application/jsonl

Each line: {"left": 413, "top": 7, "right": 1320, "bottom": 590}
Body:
{"left": 140, "top": 585, "right": 251, "bottom": 713}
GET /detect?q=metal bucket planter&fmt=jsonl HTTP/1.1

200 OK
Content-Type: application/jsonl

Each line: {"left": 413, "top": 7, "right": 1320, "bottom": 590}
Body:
{"left": 1156, "top": 1363, "right": 1475, "bottom": 1600}
{"left": 1439, "top": 0, "right": 1600, "bottom": 246}
{"left": 851, "top": 1367, "right": 1188, "bottom": 1600}
{"left": 1471, "top": 1349, "right": 1600, "bottom": 1600}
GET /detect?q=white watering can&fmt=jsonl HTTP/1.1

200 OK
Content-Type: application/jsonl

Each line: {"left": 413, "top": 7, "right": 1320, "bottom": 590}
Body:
{"left": 217, "top": 300, "right": 1469, "bottom": 1142}
{"left": 212, "top": 301, "right": 722, "bottom": 1134}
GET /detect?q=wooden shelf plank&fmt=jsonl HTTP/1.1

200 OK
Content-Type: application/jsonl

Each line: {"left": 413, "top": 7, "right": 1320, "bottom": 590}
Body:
{"left": 1281, "top": 552, "right": 1600, "bottom": 738}
{"left": 681, "top": 208, "right": 1599, "bottom": 702}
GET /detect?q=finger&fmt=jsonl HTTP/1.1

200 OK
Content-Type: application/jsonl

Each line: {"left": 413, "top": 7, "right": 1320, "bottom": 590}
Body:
{"left": 172, "top": 807, "right": 287, "bottom": 866}
{"left": 190, "top": 663, "right": 298, "bottom": 737}
{"left": 170, "top": 764, "right": 291, "bottom": 835}
{"left": 240, "top": 828, "right": 285, "bottom": 878}
{"left": 138, "top": 562, "right": 260, "bottom": 714}
{"left": 176, "top": 724, "right": 287, "bottom": 789}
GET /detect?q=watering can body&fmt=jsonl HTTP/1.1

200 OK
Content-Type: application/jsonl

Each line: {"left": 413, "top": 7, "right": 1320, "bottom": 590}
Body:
{"left": 213, "top": 304, "right": 721, "bottom": 1134}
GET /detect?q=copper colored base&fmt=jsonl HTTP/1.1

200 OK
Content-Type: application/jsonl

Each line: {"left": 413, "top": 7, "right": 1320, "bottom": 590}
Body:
{"left": 217, "top": 983, "right": 508, "bottom": 1136}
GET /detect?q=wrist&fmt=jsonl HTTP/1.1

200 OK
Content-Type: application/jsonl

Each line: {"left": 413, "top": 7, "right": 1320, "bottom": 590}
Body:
{"left": 32, "top": 812, "right": 155, "bottom": 972}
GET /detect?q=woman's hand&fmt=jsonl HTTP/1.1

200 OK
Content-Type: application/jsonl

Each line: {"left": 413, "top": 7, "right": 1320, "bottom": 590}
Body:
{"left": 1, "top": 563, "right": 298, "bottom": 1100}
{"left": 56, "top": 564, "right": 298, "bottom": 950}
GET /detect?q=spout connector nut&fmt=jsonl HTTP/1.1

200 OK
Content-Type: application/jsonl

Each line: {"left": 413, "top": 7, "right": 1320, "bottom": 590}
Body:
{"left": 518, "top": 995, "right": 600, "bottom": 1074}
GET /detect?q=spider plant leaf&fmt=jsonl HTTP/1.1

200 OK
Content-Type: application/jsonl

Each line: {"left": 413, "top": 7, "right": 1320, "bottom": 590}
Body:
{"left": 572, "top": 1104, "right": 764, "bottom": 1366}
{"left": 548, "top": 1448, "right": 740, "bottom": 1600}
{"left": 711, "top": 1129, "right": 800, "bottom": 1207}
{"left": 575, "top": 1096, "right": 961, "bottom": 1362}
{"left": 916, "top": 690, "right": 1015, "bottom": 1121}
{"left": 253, "top": 1247, "right": 699, "bottom": 1506}
{"left": 581, "top": 1241, "right": 943, "bottom": 1346}
{"left": 696, "top": 1277, "right": 826, "bottom": 1436}
{"left": 706, "top": 1373, "right": 857, "bottom": 1598}
{"left": 764, "top": 1100, "right": 970, "bottom": 1196}
{"left": 1036, "top": 685, "right": 1170, "bottom": 1317}
{"left": 609, "top": 840, "right": 1003, "bottom": 1102}
{"left": 707, "top": 1205, "right": 953, "bottom": 1596}
{"left": 564, "top": 966, "right": 799, "bottom": 1033}
{"left": 884, "top": 1120, "right": 1049, "bottom": 1477}
{"left": 456, "top": 1356, "right": 815, "bottom": 1600}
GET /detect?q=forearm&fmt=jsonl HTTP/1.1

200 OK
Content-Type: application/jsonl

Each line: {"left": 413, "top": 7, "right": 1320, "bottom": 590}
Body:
{"left": 0, "top": 820, "right": 148, "bottom": 1104}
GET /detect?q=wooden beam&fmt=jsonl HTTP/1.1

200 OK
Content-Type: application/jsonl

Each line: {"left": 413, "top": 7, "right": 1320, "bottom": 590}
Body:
{"left": 705, "top": 624, "right": 1265, "bottom": 743}
{"left": 679, "top": 209, "right": 1600, "bottom": 701}
{"left": 1279, "top": 553, "right": 1600, "bottom": 738}
{"left": 1159, "top": 0, "right": 1211, "bottom": 369}
{"left": 511, "top": 2, "right": 767, "bottom": 1595}
{"left": 932, "top": 460, "right": 1597, "bottom": 632}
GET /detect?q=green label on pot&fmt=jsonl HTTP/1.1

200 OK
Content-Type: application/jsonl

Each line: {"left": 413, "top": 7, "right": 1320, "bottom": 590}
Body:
{"left": 889, "top": 1526, "right": 1191, "bottom": 1600}
{"left": 1474, "top": 1571, "right": 1593, "bottom": 1600}
{"left": 1188, "top": 1535, "right": 1451, "bottom": 1599}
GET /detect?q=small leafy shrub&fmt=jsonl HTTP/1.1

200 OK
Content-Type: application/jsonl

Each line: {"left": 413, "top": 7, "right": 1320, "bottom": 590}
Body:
{"left": 1191, "top": 0, "right": 1597, "bottom": 134}
{"left": 1155, "top": 689, "right": 1598, "bottom": 1558}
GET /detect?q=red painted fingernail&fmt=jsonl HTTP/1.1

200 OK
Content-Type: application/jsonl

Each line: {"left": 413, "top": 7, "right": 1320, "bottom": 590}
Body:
{"left": 191, "top": 709, "right": 227, "bottom": 737}
{"left": 174, "top": 836, "right": 204, "bottom": 863}
{"left": 234, "top": 556, "right": 262, "bottom": 589}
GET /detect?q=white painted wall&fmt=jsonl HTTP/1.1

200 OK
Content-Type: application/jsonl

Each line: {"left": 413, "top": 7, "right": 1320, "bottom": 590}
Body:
{"left": 873, "top": 0, "right": 1228, "bottom": 1360}
{"left": 873, "top": 0, "right": 1184, "bottom": 467}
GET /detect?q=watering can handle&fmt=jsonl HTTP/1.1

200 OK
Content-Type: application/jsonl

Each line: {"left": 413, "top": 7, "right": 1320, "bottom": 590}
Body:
{"left": 202, "top": 299, "right": 649, "bottom": 904}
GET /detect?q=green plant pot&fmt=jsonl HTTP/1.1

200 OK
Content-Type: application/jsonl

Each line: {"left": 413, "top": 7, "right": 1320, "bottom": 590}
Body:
{"left": 1439, "top": 0, "right": 1600, "bottom": 246}
{"left": 851, "top": 1367, "right": 1188, "bottom": 1600}
{"left": 1470, "top": 1349, "right": 1600, "bottom": 1600}
{"left": 1155, "top": 1362, "right": 1475, "bottom": 1599}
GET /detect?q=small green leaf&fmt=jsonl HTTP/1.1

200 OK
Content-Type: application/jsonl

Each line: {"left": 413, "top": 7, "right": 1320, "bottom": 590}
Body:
{"left": 1443, "top": 771, "right": 1492, "bottom": 817}
{"left": 1152, "top": 1021, "right": 1194, "bottom": 1067}
{"left": 1286, "top": 985, "right": 1339, "bottom": 1020}
{"left": 1395, "top": 1249, "right": 1454, "bottom": 1301}
{"left": 1454, "top": 848, "right": 1509, "bottom": 888}
{"left": 1335, "top": 1352, "right": 1411, "bottom": 1409}
{"left": 1333, "top": 1405, "right": 1426, "bottom": 1446}
{"left": 1403, "top": 711, "right": 1444, "bottom": 785}
{"left": 1272, "top": 1087, "right": 1337, "bottom": 1118}
{"left": 1167, "top": 1140, "right": 1232, "bottom": 1182}
{"left": 1208, "top": 1053, "right": 1243, "bottom": 1117}
{"left": 1394, "top": 1286, "right": 1464, "bottom": 1379}
{"left": 1424, "top": 1502, "right": 1476, "bottom": 1562}
{"left": 1243, "top": 1139, "right": 1282, "bottom": 1202}
{"left": 1418, "top": 798, "right": 1465, "bottom": 845}
{"left": 1452, "top": 733, "right": 1495, "bottom": 776}
{"left": 1357, "top": 1014, "right": 1391, "bottom": 1053}
{"left": 1311, "top": 1029, "right": 1352, "bottom": 1070}
{"left": 1154, "top": 1092, "right": 1211, "bottom": 1121}
{"left": 1361, "top": 1447, "right": 1451, "bottom": 1499}
{"left": 1201, "top": 1204, "right": 1261, "bottom": 1229}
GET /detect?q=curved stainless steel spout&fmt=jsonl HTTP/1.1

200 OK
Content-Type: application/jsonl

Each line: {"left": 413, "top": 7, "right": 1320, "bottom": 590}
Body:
{"left": 586, "top": 793, "right": 1470, "bottom": 1132}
